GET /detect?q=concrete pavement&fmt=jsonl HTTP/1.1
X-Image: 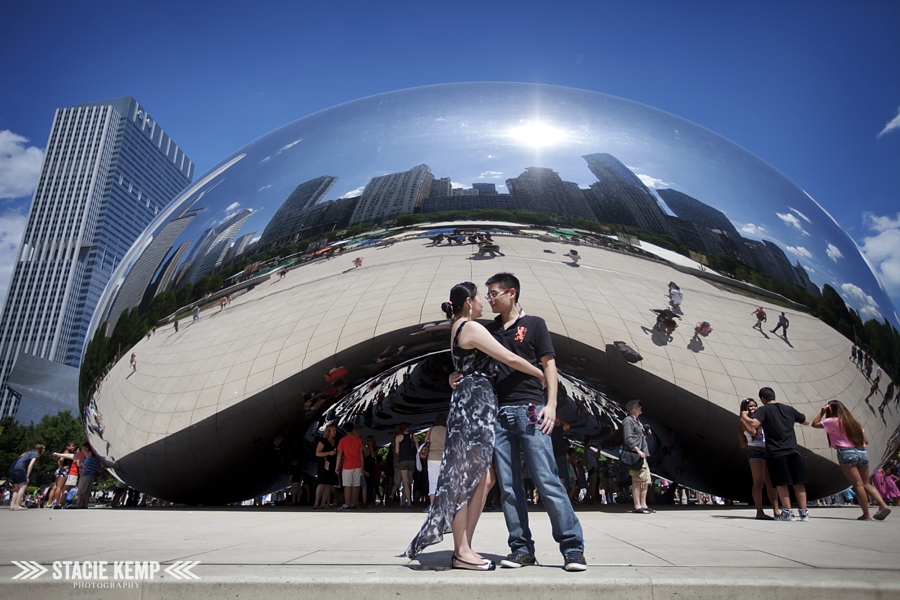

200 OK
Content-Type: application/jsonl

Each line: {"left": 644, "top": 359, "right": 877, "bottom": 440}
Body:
{"left": 2, "top": 503, "right": 898, "bottom": 599}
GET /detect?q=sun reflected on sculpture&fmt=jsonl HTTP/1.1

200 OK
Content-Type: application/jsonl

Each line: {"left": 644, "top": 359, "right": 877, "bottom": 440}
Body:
{"left": 507, "top": 120, "right": 570, "bottom": 148}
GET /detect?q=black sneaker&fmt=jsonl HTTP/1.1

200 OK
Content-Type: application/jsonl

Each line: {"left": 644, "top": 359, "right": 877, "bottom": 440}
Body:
{"left": 500, "top": 548, "right": 537, "bottom": 568}
{"left": 563, "top": 549, "right": 587, "bottom": 572}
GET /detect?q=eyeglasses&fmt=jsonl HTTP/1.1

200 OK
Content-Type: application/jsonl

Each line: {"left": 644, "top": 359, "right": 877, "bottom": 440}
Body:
{"left": 486, "top": 288, "right": 513, "bottom": 300}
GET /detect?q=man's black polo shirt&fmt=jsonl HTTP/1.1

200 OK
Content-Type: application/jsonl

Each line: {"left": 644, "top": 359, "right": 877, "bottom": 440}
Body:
{"left": 485, "top": 314, "right": 554, "bottom": 406}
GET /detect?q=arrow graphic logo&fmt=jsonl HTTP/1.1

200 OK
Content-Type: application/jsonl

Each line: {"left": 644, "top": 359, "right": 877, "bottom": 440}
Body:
{"left": 11, "top": 561, "right": 48, "bottom": 580}
{"left": 163, "top": 561, "right": 201, "bottom": 580}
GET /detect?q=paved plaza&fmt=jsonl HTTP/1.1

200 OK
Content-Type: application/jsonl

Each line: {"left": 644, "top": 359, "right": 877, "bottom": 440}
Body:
{"left": 1, "top": 504, "right": 898, "bottom": 599}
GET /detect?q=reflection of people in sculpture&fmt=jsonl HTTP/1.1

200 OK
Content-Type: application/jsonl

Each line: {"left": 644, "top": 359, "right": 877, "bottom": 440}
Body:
{"left": 650, "top": 308, "right": 681, "bottom": 336}
{"left": 476, "top": 242, "right": 503, "bottom": 257}
{"left": 566, "top": 249, "right": 580, "bottom": 265}
{"left": 405, "top": 282, "right": 544, "bottom": 570}
{"left": 130, "top": 353, "right": 137, "bottom": 372}
{"left": 770, "top": 312, "right": 789, "bottom": 338}
{"left": 666, "top": 283, "right": 682, "bottom": 308}
{"left": 692, "top": 322, "right": 713, "bottom": 340}
{"left": 751, "top": 307, "right": 767, "bottom": 329}
{"left": 353, "top": 257, "right": 363, "bottom": 268}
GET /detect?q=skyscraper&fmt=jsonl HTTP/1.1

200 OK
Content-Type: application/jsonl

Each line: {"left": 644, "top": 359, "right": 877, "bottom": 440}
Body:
{"left": 505, "top": 167, "right": 595, "bottom": 219}
{"left": 583, "top": 153, "right": 670, "bottom": 236}
{"left": 258, "top": 175, "right": 337, "bottom": 244}
{"left": 349, "top": 164, "right": 434, "bottom": 225}
{"left": 178, "top": 209, "right": 253, "bottom": 286}
{"left": 0, "top": 97, "right": 192, "bottom": 418}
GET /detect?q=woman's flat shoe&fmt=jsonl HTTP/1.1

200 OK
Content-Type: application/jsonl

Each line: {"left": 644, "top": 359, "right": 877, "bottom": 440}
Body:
{"left": 452, "top": 555, "right": 496, "bottom": 571}
{"left": 755, "top": 514, "right": 774, "bottom": 520}
{"left": 632, "top": 508, "right": 651, "bottom": 514}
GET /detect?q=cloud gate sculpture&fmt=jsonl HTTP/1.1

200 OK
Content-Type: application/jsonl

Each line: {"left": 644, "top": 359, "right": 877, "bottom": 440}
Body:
{"left": 81, "top": 83, "right": 899, "bottom": 505}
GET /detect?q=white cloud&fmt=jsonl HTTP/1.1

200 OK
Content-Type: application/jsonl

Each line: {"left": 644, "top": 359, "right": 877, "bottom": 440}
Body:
{"left": 259, "top": 156, "right": 271, "bottom": 163}
{"left": 633, "top": 173, "right": 672, "bottom": 189}
{"left": 841, "top": 282, "right": 879, "bottom": 310}
{"left": 258, "top": 184, "right": 272, "bottom": 191}
{"left": 789, "top": 207, "right": 811, "bottom": 223}
{"left": 477, "top": 171, "right": 503, "bottom": 179}
{"left": 860, "top": 304, "right": 883, "bottom": 320}
{"left": 860, "top": 212, "right": 900, "bottom": 299}
{"left": 877, "top": 107, "right": 900, "bottom": 138}
{"left": 450, "top": 181, "right": 465, "bottom": 189}
{"left": 741, "top": 223, "right": 765, "bottom": 236}
{"left": 776, "top": 211, "right": 809, "bottom": 235}
{"left": 225, "top": 202, "right": 240, "bottom": 212}
{"left": 0, "top": 207, "right": 28, "bottom": 308}
{"left": 0, "top": 130, "right": 44, "bottom": 200}
{"left": 277, "top": 138, "right": 302, "bottom": 153}
{"left": 339, "top": 186, "right": 365, "bottom": 199}
{"left": 786, "top": 246, "right": 812, "bottom": 259}
{"left": 825, "top": 243, "right": 843, "bottom": 262}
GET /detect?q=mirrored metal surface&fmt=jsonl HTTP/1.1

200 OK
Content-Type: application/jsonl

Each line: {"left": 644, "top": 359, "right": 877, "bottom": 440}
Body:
{"left": 81, "top": 83, "right": 899, "bottom": 504}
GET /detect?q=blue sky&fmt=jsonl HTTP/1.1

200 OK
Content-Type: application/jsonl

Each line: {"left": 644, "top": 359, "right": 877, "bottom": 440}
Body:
{"left": 1, "top": 1, "right": 899, "bottom": 316}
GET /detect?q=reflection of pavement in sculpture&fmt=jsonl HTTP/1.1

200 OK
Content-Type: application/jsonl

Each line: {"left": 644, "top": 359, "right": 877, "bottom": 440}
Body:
{"left": 88, "top": 234, "right": 899, "bottom": 503}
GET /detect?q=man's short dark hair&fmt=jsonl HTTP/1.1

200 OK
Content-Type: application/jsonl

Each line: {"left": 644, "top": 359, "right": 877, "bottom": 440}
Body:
{"left": 758, "top": 387, "right": 776, "bottom": 403}
{"left": 485, "top": 272, "right": 521, "bottom": 303}
{"left": 344, "top": 423, "right": 356, "bottom": 432}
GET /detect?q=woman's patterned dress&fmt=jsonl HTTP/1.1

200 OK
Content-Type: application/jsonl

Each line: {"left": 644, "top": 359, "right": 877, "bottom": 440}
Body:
{"left": 405, "top": 320, "right": 498, "bottom": 558}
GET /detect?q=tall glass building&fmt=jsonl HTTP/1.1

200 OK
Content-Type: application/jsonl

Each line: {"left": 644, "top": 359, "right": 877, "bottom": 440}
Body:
{"left": 0, "top": 97, "right": 193, "bottom": 419}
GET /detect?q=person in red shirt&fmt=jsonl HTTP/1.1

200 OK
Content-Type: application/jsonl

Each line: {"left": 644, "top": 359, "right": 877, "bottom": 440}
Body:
{"left": 336, "top": 423, "right": 365, "bottom": 509}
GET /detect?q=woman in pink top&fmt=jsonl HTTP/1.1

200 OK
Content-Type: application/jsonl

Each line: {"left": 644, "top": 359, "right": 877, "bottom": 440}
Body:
{"left": 873, "top": 467, "right": 900, "bottom": 506}
{"left": 812, "top": 400, "right": 891, "bottom": 520}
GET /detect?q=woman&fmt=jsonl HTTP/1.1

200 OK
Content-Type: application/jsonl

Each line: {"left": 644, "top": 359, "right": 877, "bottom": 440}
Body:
{"left": 738, "top": 398, "right": 779, "bottom": 519}
{"left": 693, "top": 322, "right": 713, "bottom": 340}
{"left": 8, "top": 444, "right": 45, "bottom": 510}
{"left": 47, "top": 442, "right": 76, "bottom": 509}
{"left": 812, "top": 400, "right": 890, "bottom": 520}
{"left": 405, "top": 282, "right": 545, "bottom": 570}
{"left": 873, "top": 466, "right": 900, "bottom": 508}
{"left": 424, "top": 413, "right": 447, "bottom": 506}
{"left": 313, "top": 425, "right": 338, "bottom": 509}
{"left": 394, "top": 423, "right": 417, "bottom": 509}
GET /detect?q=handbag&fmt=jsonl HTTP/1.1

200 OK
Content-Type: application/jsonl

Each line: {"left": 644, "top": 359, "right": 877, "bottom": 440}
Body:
{"left": 620, "top": 449, "right": 644, "bottom": 470}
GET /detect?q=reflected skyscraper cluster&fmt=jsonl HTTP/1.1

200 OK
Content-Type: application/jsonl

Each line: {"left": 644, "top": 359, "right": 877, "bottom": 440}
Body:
{"left": 79, "top": 83, "right": 898, "bottom": 504}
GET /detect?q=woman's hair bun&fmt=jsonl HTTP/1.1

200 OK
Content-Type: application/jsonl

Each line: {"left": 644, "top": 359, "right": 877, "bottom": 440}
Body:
{"left": 441, "top": 301, "right": 453, "bottom": 318}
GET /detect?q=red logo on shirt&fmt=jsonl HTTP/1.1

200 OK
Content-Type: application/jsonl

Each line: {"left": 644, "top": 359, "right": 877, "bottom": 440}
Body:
{"left": 515, "top": 327, "right": 527, "bottom": 342}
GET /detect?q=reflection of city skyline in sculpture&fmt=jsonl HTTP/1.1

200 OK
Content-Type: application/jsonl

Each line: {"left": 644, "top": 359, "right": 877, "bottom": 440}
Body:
{"left": 105, "top": 207, "right": 202, "bottom": 331}
{"left": 178, "top": 209, "right": 253, "bottom": 286}
{"left": 80, "top": 83, "right": 898, "bottom": 506}
{"left": 234, "top": 152, "right": 820, "bottom": 299}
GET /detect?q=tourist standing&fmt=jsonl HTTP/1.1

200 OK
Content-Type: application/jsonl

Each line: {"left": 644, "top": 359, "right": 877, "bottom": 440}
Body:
{"left": 405, "top": 282, "right": 545, "bottom": 570}
{"left": 740, "top": 387, "right": 810, "bottom": 521}
{"left": 624, "top": 400, "right": 654, "bottom": 514}
{"left": 737, "top": 398, "right": 779, "bottom": 519}
{"left": 811, "top": 400, "right": 890, "bottom": 520}
{"left": 480, "top": 272, "right": 587, "bottom": 571}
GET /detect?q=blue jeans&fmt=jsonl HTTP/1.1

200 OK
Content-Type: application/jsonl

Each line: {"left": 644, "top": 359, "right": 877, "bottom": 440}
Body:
{"left": 493, "top": 404, "right": 584, "bottom": 555}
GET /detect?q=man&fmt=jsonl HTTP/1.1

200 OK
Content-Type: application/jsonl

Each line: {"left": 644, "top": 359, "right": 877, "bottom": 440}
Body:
{"left": 476, "top": 272, "right": 586, "bottom": 571}
{"left": 76, "top": 445, "right": 100, "bottom": 509}
{"left": 623, "top": 400, "right": 654, "bottom": 514}
{"left": 770, "top": 312, "right": 789, "bottom": 338}
{"left": 740, "top": 387, "right": 810, "bottom": 521}
{"left": 336, "top": 423, "right": 365, "bottom": 510}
